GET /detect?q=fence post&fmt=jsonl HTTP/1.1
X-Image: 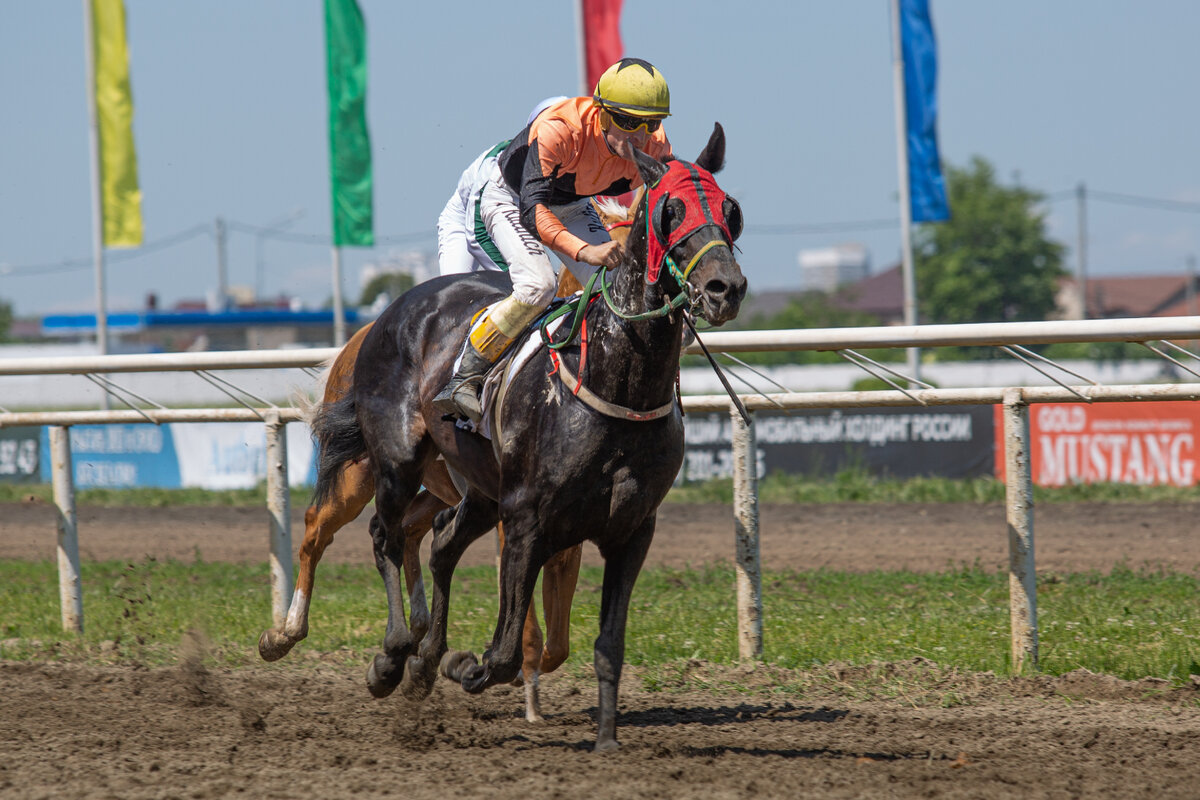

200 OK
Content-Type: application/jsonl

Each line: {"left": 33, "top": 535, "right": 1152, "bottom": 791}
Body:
{"left": 731, "top": 406, "right": 763, "bottom": 662}
{"left": 49, "top": 426, "right": 83, "bottom": 633}
{"left": 1002, "top": 388, "right": 1038, "bottom": 672}
{"left": 265, "top": 411, "right": 293, "bottom": 628}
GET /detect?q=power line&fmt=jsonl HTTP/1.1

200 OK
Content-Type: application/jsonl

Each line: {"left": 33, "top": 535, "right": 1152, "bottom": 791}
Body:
{"left": 1, "top": 223, "right": 212, "bottom": 277}
{"left": 1086, "top": 190, "right": 1200, "bottom": 213}
{"left": 1, "top": 220, "right": 436, "bottom": 279}
{"left": 225, "top": 220, "right": 434, "bottom": 246}
{"left": 745, "top": 218, "right": 899, "bottom": 235}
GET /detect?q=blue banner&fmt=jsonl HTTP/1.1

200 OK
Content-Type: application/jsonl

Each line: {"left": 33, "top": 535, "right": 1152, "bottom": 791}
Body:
{"left": 33, "top": 423, "right": 318, "bottom": 490}
{"left": 901, "top": 0, "right": 949, "bottom": 222}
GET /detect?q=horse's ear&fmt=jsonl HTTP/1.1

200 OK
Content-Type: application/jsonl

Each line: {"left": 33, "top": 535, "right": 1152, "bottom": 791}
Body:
{"left": 629, "top": 144, "right": 670, "bottom": 188}
{"left": 694, "top": 122, "right": 726, "bottom": 174}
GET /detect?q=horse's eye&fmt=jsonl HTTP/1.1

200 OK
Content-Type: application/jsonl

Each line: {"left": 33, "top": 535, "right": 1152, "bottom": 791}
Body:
{"left": 723, "top": 197, "right": 743, "bottom": 241}
{"left": 663, "top": 199, "right": 685, "bottom": 233}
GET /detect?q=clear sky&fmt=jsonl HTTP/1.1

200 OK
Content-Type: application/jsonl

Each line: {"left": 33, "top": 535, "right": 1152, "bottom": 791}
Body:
{"left": 2, "top": 1, "right": 1198, "bottom": 318}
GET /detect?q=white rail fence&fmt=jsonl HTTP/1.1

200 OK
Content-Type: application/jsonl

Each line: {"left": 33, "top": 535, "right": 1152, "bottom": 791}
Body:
{"left": 3, "top": 315, "right": 1199, "bottom": 673}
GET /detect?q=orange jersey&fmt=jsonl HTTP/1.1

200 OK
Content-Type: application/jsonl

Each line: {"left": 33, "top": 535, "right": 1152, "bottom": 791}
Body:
{"left": 498, "top": 97, "right": 671, "bottom": 259}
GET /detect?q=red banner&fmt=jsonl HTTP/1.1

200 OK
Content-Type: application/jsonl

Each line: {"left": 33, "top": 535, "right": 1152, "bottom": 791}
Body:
{"left": 994, "top": 401, "right": 1199, "bottom": 487}
{"left": 581, "top": 0, "right": 623, "bottom": 94}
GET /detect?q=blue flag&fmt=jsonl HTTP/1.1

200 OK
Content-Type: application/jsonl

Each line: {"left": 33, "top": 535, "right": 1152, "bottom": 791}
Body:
{"left": 901, "top": 0, "right": 949, "bottom": 222}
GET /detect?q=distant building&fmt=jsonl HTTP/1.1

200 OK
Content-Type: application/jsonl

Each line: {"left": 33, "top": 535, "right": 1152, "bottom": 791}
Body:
{"left": 740, "top": 266, "right": 1200, "bottom": 330}
{"left": 797, "top": 244, "right": 870, "bottom": 292}
{"left": 1057, "top": 274, "right": 1200, "bottom": 320}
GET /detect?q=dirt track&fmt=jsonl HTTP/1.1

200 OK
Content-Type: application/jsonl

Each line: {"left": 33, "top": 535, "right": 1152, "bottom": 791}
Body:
{"left": 4, "top": 499, "right": 1200, "bottom": 575}
{"left": 3, "top": 500, "right": 1200, "bottom": 798}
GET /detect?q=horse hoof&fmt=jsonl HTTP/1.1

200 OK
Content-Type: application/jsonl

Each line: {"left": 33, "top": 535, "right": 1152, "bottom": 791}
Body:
{"left": 460, "top": 662, "right": 489, "bottom": 694}
{"left": 439, "top": 650, "right": 478, "bottom": 683}
{"left": 257, "top": 629, "right": 295, "bottom": 662}
{"left": 593, "top": 738, "right": 620, "bottom": 753}
{"left": 398, "top": 655, "right": 436, "bottom": 701}
{"left": 366, "top": 654, "right": 402, "bottom": 698}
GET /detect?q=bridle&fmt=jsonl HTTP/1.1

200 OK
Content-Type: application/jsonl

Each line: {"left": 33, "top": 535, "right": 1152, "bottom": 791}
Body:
{"left": 599, "top": 161, "right": 740, "bottom": 322}
{"left": 533, "top": 165, "right": 741, "bottom": 422}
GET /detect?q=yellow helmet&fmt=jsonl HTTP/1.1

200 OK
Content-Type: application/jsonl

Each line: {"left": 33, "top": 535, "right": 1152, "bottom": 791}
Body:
{"left": 592, "top": 58, "right": 670, "bottom": 118}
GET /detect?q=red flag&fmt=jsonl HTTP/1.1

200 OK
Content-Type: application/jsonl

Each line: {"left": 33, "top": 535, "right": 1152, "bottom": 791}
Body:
{"left": 581, "top": 0, "right": 623, "bottom": 94}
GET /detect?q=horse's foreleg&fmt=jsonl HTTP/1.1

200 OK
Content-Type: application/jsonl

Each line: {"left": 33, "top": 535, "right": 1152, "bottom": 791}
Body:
{"left": 403, "top": 488, "right": 498, "bottom": 701}
{"left": 259, "top": 458, "right": 373, "bottom": 661}
{"left": 539, "top": 543, "right": 582, "bottom": 674}
{"left": 458, "top": 523, "right": 543, "bottom": 695}
{"left": 400, "top": 489, "right": 451, "bottom": 642}
{"left": 496, "top": 522, "right": 547, "bottom": 721}
{"left": 592, "top": 520, "right": 655, "bottom": 753}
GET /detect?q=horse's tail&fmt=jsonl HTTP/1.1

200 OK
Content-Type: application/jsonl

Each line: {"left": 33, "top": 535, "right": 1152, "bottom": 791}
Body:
{"left": 309, "top": 392, "right": 366, "bottom": 509}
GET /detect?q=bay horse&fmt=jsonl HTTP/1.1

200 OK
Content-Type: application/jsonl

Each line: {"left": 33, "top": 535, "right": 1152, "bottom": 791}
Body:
{"left": 257, "top": 273, "right": 598, "bottom": 723}
{"left": 309, "top": 123, "right": 746, "bottom": 750}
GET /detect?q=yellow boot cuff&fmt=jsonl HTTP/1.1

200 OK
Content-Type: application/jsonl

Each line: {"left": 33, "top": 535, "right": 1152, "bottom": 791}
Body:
{"left": 468, "top": 316, "right": 514, "bottom": 362}
{"left": 488, "top": 296, "right": 545, "bottom": 339}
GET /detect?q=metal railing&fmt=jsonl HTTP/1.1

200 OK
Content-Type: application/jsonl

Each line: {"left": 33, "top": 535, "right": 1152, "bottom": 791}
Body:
{"left": 5, "top": 314, "right": 1200, "bottom": 672}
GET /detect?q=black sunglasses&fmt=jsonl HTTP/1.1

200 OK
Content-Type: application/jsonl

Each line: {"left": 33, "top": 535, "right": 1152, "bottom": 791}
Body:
{"left": 607, "top": 110, "right": 662, "bottom": 133}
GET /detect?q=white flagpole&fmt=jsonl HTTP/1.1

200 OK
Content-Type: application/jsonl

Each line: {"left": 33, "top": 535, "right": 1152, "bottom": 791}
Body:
{"left": 575, "top": 0, "right": 588, "bottom": 95}
{"left": 82, "top": 0, "right": 111, "bottom": 411}
{"left": 331, "top": 246, "right": 346, "bottom": 346}
{"left": 82, "top": 0, "right": 108, "bottom": 359}
{"left": 890, "top": 0, "right": 921, "bottom": 385}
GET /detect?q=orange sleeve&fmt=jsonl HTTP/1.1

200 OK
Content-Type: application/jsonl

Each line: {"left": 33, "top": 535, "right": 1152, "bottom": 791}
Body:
{"left": 534, "top": 205, "right": 588, "bottom": 259}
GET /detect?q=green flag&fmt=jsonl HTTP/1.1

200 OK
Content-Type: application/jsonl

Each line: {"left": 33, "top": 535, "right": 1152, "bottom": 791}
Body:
{"left": 92, "top": 0, "right": 142, "bottom": 247}
{"left": 325, "top": 0, "right": 374, "bottom": 247}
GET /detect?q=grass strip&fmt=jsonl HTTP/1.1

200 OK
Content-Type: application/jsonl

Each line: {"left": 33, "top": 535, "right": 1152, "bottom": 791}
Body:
{"left": 3, "top": 560, "right": 1197, "bottom": 688}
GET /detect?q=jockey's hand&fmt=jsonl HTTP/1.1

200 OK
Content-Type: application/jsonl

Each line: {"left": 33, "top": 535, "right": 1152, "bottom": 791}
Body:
{"left": 578, "top": 240, "right": 624, "bottom": 270}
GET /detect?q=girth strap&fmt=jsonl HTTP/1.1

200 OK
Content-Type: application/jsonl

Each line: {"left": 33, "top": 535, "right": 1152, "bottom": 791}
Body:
{"left": 549, "top": 351, "right": 676, "bottom": 422}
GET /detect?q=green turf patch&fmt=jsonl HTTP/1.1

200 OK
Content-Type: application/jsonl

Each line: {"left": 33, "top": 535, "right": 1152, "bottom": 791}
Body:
{"left": 3, "top": 560, "right": 1197, "bottom": 688}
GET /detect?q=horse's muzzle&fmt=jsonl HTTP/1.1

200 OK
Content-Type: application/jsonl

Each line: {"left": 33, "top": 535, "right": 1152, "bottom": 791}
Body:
{"left": 699, "top": 269, "right": 747, "bottom": 326}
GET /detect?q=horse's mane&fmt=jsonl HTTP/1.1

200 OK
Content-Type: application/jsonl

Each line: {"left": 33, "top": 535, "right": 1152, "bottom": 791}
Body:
{"left": 591, "top": 186, "right": 646, "bottom": 229}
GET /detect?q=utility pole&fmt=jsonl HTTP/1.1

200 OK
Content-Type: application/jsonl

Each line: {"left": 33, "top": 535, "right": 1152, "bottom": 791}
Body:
{"left": 1187, "top": 254, "right": 1198, "bottom": 353}
{"left": 214, "top": 217, "right": 228, "bottom": 311}
{"left": 1075, "top": 182, "right": 1088, "bottom": 320}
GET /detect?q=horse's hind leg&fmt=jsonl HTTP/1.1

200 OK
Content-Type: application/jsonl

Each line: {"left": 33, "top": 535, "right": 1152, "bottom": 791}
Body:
{"left": 518, "top": 542, "right": 583, "bottom": 717}
{"left": 399, "top": 488, "right": 452, "bottom": 641}
{"left": 258, "top": 457, "right": 373, "bottom": 661}
{"left": 403, "top": 487, "right": 498, "bottom": 700}
{"left": 539, "top": 543, "right": 582, "bottom": 674}
{"left": 365, "top": 468, "right": 426, "bottom": 699}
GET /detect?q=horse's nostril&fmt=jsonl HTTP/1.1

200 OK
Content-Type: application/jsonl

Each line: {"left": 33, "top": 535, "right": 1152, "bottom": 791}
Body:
{"left": 705, "top": 279, "right": 729, "bottom": 297}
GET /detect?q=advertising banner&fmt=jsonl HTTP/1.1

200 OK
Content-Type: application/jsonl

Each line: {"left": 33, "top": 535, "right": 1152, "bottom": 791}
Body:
{"left": 993, "top": 401, "right": 1199, "bottom": 487}
{"left": 33, "top": 423, "right": 317, "bottom": 490}
{"left": 681, "top": 405, "right": 994, "bottom": 483}
{"left": 39, "top": 424, "right": 180, "bottom": 488}
{"left": 0, "top": 426, "right": 41, "bottom": 484}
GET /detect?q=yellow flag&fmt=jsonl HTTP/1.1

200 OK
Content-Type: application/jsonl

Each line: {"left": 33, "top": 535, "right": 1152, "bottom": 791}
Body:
{"left": 92, "top": 0, "right": 142, "bottom": 247}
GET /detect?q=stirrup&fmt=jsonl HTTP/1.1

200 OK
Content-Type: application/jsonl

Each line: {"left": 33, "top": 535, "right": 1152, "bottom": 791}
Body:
{"left": 431, "top": 345, "right": 493, "bottom": 424}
